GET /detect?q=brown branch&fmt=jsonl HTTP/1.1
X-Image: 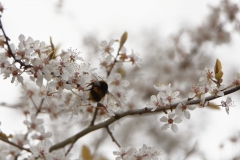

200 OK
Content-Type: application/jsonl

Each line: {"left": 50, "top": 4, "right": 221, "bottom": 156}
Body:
{"left": 90, "top": 107, "right": 99, "bottom": 126}
{"left": 65, "top": 142, "right": 74, "bottom": 157}
{"left": 0, "top": 16, "right": 32, "bottom": 69}
{"left": 0, "top": 102, "right": 21, "bottom": 109}
{"left": 49, "top": 85, "right": 240, "bottom": 152}
{"left": 0, "top": 137, "right": 31, "bottom": 152}
{"left": 105, "top": 126, "right": 121, "bottom": 147}
{"left": 35, "top": 98, "right": 44, "bottom": 116}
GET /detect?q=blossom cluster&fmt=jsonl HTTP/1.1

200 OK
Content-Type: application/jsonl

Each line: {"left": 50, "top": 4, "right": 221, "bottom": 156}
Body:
{"left": 113, "top": 144, "right": 161, "bottom": 160}
{"left": 147, "top": 63, "right": 237, "bottom": 133}
{"left": 0, "top": 32, "right": 140, "bottom": 119}
{"left": 0, "top": 31, "right": 140, "bottom": 159}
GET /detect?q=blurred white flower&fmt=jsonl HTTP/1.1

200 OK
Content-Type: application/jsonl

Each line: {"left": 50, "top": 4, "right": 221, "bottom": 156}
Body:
{"left": 100, "top": 39, "right": 115, "bottom": 57}
{"left": 160, "top": 113, "right": 182, "bottom": 133}
{"left": 221, "top": 96, "right": 235, "bottom": 114}
{"left": 175, "top": 98, "right": 196, "bottom": 119}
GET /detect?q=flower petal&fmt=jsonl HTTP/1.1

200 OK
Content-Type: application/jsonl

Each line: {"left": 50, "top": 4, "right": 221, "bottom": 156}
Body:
{"left": 160, "top": 116, "right": 168, "bottom": 122}
{"left": 187, "top": 105, "right": 196, "bottom": 110}
{"left": 175, "top": 107, "right": 182, "bottom": 116}
{"left": 168, "top": 113, "right": 175, "bottom": 119}
{"left": 174, "top": 117, "right": 182, "bottom": 123}
{"left": 184, "top": 111, "right": 190, "bottom": 119}
{"left": 171, "top": 91, "right": 180, "bottom": 98}
{"left": 188, "top": 92, "right": 196, "bottom": 99}
{"left": 161, "top": 124, "right": 169, "bottom": 130}
{"left": 171, "top": 124, "right": 178, "bottom": 133}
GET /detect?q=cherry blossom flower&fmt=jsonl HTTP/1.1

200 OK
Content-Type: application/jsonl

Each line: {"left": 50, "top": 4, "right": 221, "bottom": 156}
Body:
{"left": 175, "top": 98, "right": 196, "bottom": 119}
{"left": 221, "top": 96, "right": 235, "bottom": 114}
{"left": 129, "top": 50, "right": 142, "bottom": 68}
{"left": 160, "top": 113, "right": 182, "bottom": 133}
{"left": 199, "top": 67, "right": 214, "bottom": 88}
{"left": 232, "top": 73, "right": 240, "bottom": 86}
{"left": 31, "top": 126, "right": 52, "bottom": 141}
{"left": 11, "top": 133, "right": 29, "bottom": 147}
{"left": 0, "top": 53, "right": 10, "bottom": 73}
{"left": 188, "top": 85, "right": 201, "bottom": 99}
{"left": 147, "top": 93, "right": 165, "bottom": 111}
{"left": 100, "top": 39, "right": 115, "bottom": 57}
{"left": 3, "top": 64, "right": 24, "bottom": 84}
{"left": 0, "top": 146, "right": 20, "bottom": 159}
{"left": 113, "top": 146, "right": 134, "bottom": 160}
{"left": 30, "top": 140, "right": 52, "bottom": 158}
{"left": 111, "top": 73, "right": 130, "bottom": 88}
{"left": 210, "top": 84, "right": 225, "bottom": 97}
{"left": 113, "top": 144, "right": 161, "bottom": 160}
{"left": 23, "top": 114, "right": 44, "bottom": 132}
{"left": 158, "top": 84, "right": 180, "bottom": 105}
{"left": 48, "top": 77, "right": 72, "bottom": 94}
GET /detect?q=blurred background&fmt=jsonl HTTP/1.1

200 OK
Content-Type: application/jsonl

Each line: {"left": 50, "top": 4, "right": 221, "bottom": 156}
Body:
{"left": 0, "top": 0, "right": 240, "bottom": 159}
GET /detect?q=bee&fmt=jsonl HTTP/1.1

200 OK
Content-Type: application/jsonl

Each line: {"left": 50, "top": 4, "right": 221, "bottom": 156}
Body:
{"left": 86, "top": 75, "right": 121, "bottom": 107}
{"left": 87, "top": 79, "right": 108, "bottom": 102}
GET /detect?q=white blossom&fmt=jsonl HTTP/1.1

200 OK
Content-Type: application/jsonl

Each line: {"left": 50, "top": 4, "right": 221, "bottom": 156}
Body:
{"left": 160, "top": 113, "right": 182, "bottom": 133}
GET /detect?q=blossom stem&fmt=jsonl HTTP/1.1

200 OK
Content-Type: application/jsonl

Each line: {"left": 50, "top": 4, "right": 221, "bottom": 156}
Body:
{"left": 105, "top": 126, "right": 121, "bottom": 148}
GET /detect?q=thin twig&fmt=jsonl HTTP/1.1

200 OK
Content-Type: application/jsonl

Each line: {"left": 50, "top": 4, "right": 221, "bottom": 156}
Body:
{"left": 107, "top": 50, "right": 120, "bottom": 77}
{"left": 0, "top": 102, "right": 21, "bottom": 109}
{"left": 35, "top": 98, "right": 44, "bottom": 116}
{"left": 90, "top": 108, "right": 99, "bottom": 126}
{"left": 0, "top": 137, "right": 31, "bottom": 152}
{"left": 49, "top": 85, "right": 240, "bottom": 152}
{"left": 65, "top": 142, "right": 74, "bottom": 157}
{"left": 105, "top": 126, "right": 121, "bottom": 147}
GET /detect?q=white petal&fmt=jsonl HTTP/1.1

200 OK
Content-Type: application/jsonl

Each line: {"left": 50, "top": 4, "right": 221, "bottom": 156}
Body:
{"left": 101, "top": 40, "right": 107, "bottom": 47}
{"left": 161, "top": 124, "right": 169, "bottom": 130}
{"left": 158, "top": 92, "right": 167, "bottom": 99}
{"left": 168, "top": 113, "right": 175, "bottom": 119}
{"left": 160, "top": 116, "right": 168, "bottom": 122}
{"left": 226, "top": 97, "right": 232, "bottom": 104}
{"left": 174, "top": 117, "right": 182, "bottom": 123}
{"left": 18, "top": 34, "right": 25, "bottom": 41}
{"left": 115, "top": 73, "right": 122, "bottom": 80}
{"left": 182, "top": 98, "right": 188, "bottom": 104}
{"left": 171, "top": 124, "right": 178, "bottom": 133}
{"left": 188, "top": 92, "right": 196, "bottom": 98}
{"left": 171, "top": 91, "right": 180, "bottom": 98}
{"left": 121, "top": 80, "right": 130, "bottom": 87}
{"left": 225, "top": 107, "right": 229, "bottom": 115}
{"left": 109, "top": 39, "right": 115, "bottom": 46}
{"left": 150, "top": 95, "right": 157, "bottom": 102}
{"left": 184, "top": 111, "right": 190, "bottom": 119}
{"left": 175, "top": 107, "right": 182, "bottom": 116}
{"left": 187, "top": 105, "right": 196, "bottom": 110}
{"left": 151, "top": 106, "right": 157, "bottom": 111}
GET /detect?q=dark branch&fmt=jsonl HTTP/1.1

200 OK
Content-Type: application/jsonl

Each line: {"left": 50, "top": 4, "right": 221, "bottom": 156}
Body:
{"left": 105, "top": 126, "right": 121, "bottom": 147}
{"left": 0, "top": 137, "right": 31, "bottom": 152}
{"left": 49, "top": 85, "right": 240, "bottom": 152}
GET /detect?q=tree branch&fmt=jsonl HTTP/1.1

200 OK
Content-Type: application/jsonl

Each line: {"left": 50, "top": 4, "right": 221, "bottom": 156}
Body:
{"left": 0, "top": 137, "right": 31, "bottom": 152}
{"left": 49, "top": 85, "right": 240, "bottom": 152}
{"left": 105, "top": 126, "right": 121, "bottom": 147}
